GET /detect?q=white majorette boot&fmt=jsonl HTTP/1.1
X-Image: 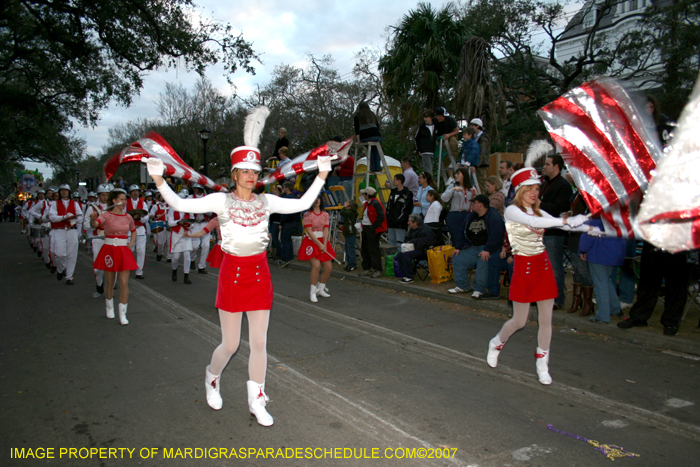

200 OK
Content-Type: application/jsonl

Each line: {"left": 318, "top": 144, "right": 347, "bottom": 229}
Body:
{"left": 247, "top": 380, "right": 273, "bottom": 426}
{"left": 316, "top": 282, "right": 330, "bottom": 298}
{"left": 105, "top": 298, "right": 115, "bottom": 319}
{"left": 486, "top": 334, "right": 505, "bottom": 368}
{"left": 118, "top": 303, "right": 129, "bottom": 326}
{"left": 309, "top": 284, "right": 318, "bottom": 303}
{"left": 205, "top": 366, "right": 222, "bottom": 410}
{"left": 535, "top": 347, "right": 552, "bottom": 385}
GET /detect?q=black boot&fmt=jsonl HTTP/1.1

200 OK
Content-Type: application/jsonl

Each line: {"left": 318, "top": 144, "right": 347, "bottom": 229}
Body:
{"left": 96, "top": 283, "right": 104, "bottom": 295}
{"left": 156, "top": 255, "right": 162, "bottom": 262}
{"left": 184, "top": 273, "right": 191, "bottom": 284}
{"left": 172, "top": 269, "right": 177, "bottom": 282}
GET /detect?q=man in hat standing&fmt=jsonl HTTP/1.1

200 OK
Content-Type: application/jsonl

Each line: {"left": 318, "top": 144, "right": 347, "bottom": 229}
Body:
{"left": 48, "top": 184, "right": 83, "bottom": 284}
{"left": 470, "top": 118, "right": 492, "bottom": 194}
{"left": 126, "top": 184, "right": 148, "bottom": 279}
{"left": 358, "top": 187, "right": 387, "bottom": 278}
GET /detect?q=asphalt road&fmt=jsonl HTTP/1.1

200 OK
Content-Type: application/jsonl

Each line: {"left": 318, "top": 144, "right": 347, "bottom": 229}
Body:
{"left": 1, "top": 223, "right": 699, "bottom": 466}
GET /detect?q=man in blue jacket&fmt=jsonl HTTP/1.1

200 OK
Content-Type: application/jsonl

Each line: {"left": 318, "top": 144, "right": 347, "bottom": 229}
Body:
{"left": 448, "top": 195, "right": 506, "bottom": 299}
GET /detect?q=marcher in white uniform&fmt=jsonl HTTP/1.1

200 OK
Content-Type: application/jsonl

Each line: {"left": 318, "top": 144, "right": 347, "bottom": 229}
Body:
{"left": 148, "top": 191, "right": 169, "bottom": 261}
{"left": 188, "top": 183, "right": 212, "bottom": 274}
{"left": 168, "top": 189, "right": 194, "bottom": 284}
{"left": 84, "top": 184, "right": 111, "bottom": 296}
{"left": 125, "top": 185, "right": 148, "bottom": 279}
{"left": 147, "top": 106, "right": 334, "bottom": 427}
{"left": 28, "top": 187, "right": 55, "bottom": 269}
{"left": 48, "top": 184, "right": 83, "bottom": 284}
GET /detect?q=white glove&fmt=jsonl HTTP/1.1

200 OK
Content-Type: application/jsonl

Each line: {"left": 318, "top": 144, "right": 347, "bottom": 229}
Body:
{"left": 146, "top": 157, "right": 165, "bottom": 177}
{"left": 354, "top": 222, "right": 362, "bottom": 233}
{"left": 317, "top": 155, "right": 337, "bottom": 173}
{"left": 566, "top": 214, "right": 588, "bottom": 228}
{"left": 588, "top": 226, "right": 604, "bottom": 237}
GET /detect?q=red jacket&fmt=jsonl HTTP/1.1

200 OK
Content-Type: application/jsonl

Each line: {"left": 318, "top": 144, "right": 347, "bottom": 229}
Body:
{"left": 363, "top": 198, "right": 387, "bottom": 234}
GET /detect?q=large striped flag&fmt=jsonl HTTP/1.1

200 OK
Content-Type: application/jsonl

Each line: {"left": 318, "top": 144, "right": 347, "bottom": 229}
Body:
{"left": 537, "top": 79, "right": 662, "bottom": 238}
{"left": 103, "top": 132, "right": 225, "bottom": 192}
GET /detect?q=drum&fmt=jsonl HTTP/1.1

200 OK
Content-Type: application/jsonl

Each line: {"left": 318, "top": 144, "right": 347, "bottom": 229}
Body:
{"left": 29, "top": 225, "right": 45, "bottom": 238}
{"left": 150, "top": 221, "right": 166, "bottom": 233}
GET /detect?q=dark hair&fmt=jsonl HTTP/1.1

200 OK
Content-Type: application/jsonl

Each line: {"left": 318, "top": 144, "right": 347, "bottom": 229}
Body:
{"left": 420, "top": 171, "right": 437, "bottom": 190}
{"left": 427, "top": 189, "right": 439, "bottom": 201}
{"left": 282, "top": 181, "right": 294, "bottom": 191}
{"left": 547, "top": 155, "right": 565, "bottom": 172}
{"left": 347, "top": 199, "right": 358, "bottom": 210}
{"left": 401, "top": 156, "right": 413, "bottom": 166}
{"left": 108, "top": 190, "right": 126, "bottom": 211}
{"left": 463, "top": 126, "right": 476, "bottom": 136}
{"left": 500, "top": 160, "right": 513, "bottom": 169}
{"left": 394, "top": 173, "right": 405, "bottom": 184}
{"left": 473, "top": 194, "right": 490, "bottom": 208}
{"left": 455, "top": 167, "right": 472, "bottom": 189}
{"left": 646, "top": 94, "right": 661, "bottom": 126}
{"left": 313, "top": 195, "right": 325, "bottom": 211}
{"left": 354, "top": 102, "right": 378, "bottom": 125}
{"left": 422, "top": 110, "right": 435, "bottom": 119}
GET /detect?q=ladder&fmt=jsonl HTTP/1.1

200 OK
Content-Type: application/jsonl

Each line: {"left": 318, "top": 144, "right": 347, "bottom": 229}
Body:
{"left": 352, "top": 141, "right": 393, "bottom": 204}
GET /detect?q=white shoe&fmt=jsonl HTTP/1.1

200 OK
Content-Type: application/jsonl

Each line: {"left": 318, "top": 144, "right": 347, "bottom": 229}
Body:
{"left": 471, "top": 291, "right": 482, "bottom": 299}
{"left": 487, "top": 335, "right": 505, "bottom": 368}
{"left": 316, "top": 283, "right": 330, "bottom": 298}
{"left": 310, "top": 284, "right": 318, "bottom": 303}
{"left": 448, "top": 286, "right": 469, "bottom": 294}
{"left": 105, "top": 299, "right": 115, "bottom": 319}
{"left": 118, "top": 303, "right": 129, "bottom": 325}
{"left": 535, "top": 347, "right": 552, "bottom": 385}
{"left": 247, "top": 380, "right": 273, "bottom": 426}
{"left": 205, "top": 366, "right": 222, "bottom": 410}
{"left": 620, "top": 302, "right": 632, "bottom": 310}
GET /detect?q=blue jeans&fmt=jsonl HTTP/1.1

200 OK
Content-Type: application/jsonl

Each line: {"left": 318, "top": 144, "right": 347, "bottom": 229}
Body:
{"left": 543, "top": 235, "right": 566, "bottom": 305}
{"left": 387, "top": 228, "right": 406, "bottom": 246}
{"left": 280, "top": 222, "right": 298, "bottom": 261}
{"left": 269, "top": 221, "right": 281, "bottom": 257}
{"left": 588, "top": 262, "right": 621, "bottom": 323}
{"left": 615, "top": 262, "right": 636, "bottom": 304}
{"left": 361, "top": 136, "right": 383, "bottom": 171}
{"left": 344, "top": 235, "right": 357, "bottom": 268}
{"left": 452, "top": 245, "right": 487, "bottom": 292}
{"left": 487, "top": 254, "right": 514, "bottom": 295}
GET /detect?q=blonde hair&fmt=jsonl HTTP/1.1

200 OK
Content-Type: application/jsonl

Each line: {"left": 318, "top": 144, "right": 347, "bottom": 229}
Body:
{"left": 513, "top": 184, "right": 542, "bottom": 216}
{"left": 485, "top": 175, "right": 502, "bottom": 192}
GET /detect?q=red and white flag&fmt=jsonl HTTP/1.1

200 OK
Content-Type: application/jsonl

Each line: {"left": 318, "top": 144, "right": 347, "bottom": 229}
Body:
{"left": 537, "top": 79, "right": 662, "bottom": 238}
{"left": 104, "top": 132, "right": 225, "bottom": 192}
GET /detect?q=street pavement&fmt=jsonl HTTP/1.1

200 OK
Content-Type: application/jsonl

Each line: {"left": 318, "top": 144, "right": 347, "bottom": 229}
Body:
{"left": 2, "top": 222, "right": 699, "bottom": 466}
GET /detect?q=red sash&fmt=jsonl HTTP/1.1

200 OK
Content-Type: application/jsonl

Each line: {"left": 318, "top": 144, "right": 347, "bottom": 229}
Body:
{"left": 172, "top": 211, "right": 191, "bottom": 234}
{"left": 51, "top": 200, "right": 77, "bottom": 229}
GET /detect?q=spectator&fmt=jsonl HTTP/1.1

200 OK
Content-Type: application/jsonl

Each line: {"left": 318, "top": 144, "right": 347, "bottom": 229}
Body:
{"left": 354, "top": 102, "right": 382, "bottom": 172}
{"left": 358, "top": 187, "right": 387, "bottom": 278}
{"left": 401, "top": 157, "right": 419, "bottom": 198}
{"left": 334, "top": 151, "right": 355, "bottom": 196}
{"left": 485, "top": 176, "right": 505, "bottom": 216}
{"left": 449, "top": 194, "right": 505, "bottom": 299}
{"left": 441, "top": 167, "right": 476, "bottom": 244}
{"left": 434, "top": 107, "right": 460, "bottom": 162}
{"left": 539, "top": 154, "right": 573, "bottom": 310}
{"left": 498, "top": 160, "right": 514, "bottom": 201}
{"left": 566, "top": 193, "right": 594, "bottom": 316}
{"left": 458, "top": 127, "right": 479, "bottom": 171}
{"left": 396, "top": 213, "right": 436, "bottom": 283}
{"left": 278, "top": 182, "right": 302, "bottom": 268}
{"left": 578, "top": 219, "right": 626, "bottom": 324}
{"left": 340, "top": 200, "right": 359, "bottom": 271}
{"left": 617, "top": 242, "right": 692, "bottom": 336}
{"left": 415, "top": 110, "right": 436, "bottom": 174}
{"left": 424, "top": 189, "right": 443, "bottom": 244}
{"left": 268, "top": 185, "right": 283, "bottom": 260}
{"left": 645, "top": 95, "right": 673, "bottom": 149}
{"left": 484, "top": 232, "right": 514, "bottom": 300}
{"left": 470, "top": 118, "right": 492, "bottom": 194}
{"left": 413, "top": 172, "right": 437, "bottom": 215}
{"left": 277, "top": 147, "right": 292, "bottom": 170}
{"left": 272, "top": 128, "right": 290, "bottom": 161}
{"left": 385, "top": 174, "right": 413, "bottom": 246}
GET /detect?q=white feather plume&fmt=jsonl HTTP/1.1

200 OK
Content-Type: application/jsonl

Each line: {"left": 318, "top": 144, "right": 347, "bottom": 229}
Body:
{"left": 243, "top": 106, "right": 270, "bottom": 148}
{"left": 524, "top": 140, "right": 554, "bottom": 167}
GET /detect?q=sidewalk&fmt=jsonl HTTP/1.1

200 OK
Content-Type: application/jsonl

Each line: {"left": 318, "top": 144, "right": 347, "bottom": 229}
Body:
{"left": 280, "top": 258, "right": 700, "bottom": 357}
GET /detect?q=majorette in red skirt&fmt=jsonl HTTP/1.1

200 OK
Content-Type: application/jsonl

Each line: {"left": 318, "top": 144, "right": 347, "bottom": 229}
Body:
{"left": 215, "top": 252, "right": 272, "bottom": 313}
{"left": 93, "top": 236, "right": 138, "bottom": 272}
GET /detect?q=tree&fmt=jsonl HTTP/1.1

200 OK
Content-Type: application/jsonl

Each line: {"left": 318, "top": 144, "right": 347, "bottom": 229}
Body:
{"left": 379, "top": 2, "right": 471, "bottom": 112}
{"left": 0, "top": 0, "right": 259, "bottom": 169}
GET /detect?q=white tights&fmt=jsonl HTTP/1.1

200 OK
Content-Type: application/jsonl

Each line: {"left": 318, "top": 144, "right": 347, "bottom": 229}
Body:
{"left": 209, "top": 309, "right": 270, "bottom": 383}
{"left": 497, "top": 299, "right": 553, "bottom": 351}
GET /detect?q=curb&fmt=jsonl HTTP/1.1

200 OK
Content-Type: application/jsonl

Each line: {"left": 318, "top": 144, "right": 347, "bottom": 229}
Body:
{"left": 281, "top": 260, "right": 700, "bottom": 357}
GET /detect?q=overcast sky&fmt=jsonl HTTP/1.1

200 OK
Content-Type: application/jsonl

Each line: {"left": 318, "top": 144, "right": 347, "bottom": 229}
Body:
{"left": 36, "top": 0, "right": 577, "bottom": 180}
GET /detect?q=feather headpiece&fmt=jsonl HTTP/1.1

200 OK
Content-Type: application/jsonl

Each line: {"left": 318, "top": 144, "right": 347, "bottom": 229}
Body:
{"left": 525, "top": 140, "right": 555, "bottom": 167}
{"left": 243, "top": 106, "right": 270, "bottom": 148}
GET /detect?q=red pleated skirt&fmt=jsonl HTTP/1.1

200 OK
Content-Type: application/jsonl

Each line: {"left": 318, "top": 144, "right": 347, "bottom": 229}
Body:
{"left": 297, "top": 236, "right": 336, "bottom": 262}
{"left": 215, "top": 252, "right": 273, "bottom": 313}
{"left": 206, "top": 243, "right": 223, "bottom": 269}
{"left": 93, "top": 243, "right": 138, "bottom": 272}
{"left": 508, "top": 252, "right": 558, "bottom": 303}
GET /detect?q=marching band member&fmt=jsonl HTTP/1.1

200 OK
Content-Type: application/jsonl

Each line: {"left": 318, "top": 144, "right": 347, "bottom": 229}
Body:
{"left": 27, "top": 190, "right": 46, "bottom": 254}
{"left": 126, "top": 184, "right": 148, "bottom": 279}
{"left": 89, "top": 188, "right": 137, "bottom": 324}
{"left": 149, "top": 191, "right": 169, "bottom": 261}
{"left": 188, "top": 183, "right": 212, "bottom": 274}
{"left": 485, "top": 168, "right": 597, "bottom": 384}
{"left": 147, "top": 120, "right": 333, "bottom": 427}
{"left": 167, "top": 190, "right": 194, "bottom": 284}
{"left": 297, "top": 196, "right": 335, "bottom": 302}
{"left": 48, "top": 184, "right": 83, "bottom": 285}
{"left": 84, "top": 184, "right": 111, "bottom": 296}
{"left": 28, "top": 187, "right": 54, "bottom": 270}
{"left": 185, "top": 216, "right": 223, "bottom": 268}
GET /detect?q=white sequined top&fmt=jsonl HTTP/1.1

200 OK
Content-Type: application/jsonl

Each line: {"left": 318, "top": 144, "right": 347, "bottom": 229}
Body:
{"left": 158, "top": 178, "right": 326, "bottom": 256}
{"left": 504, "top": 205, "right": 588, "bottom": 256}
